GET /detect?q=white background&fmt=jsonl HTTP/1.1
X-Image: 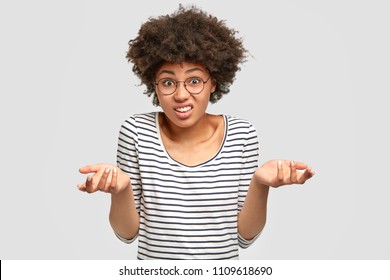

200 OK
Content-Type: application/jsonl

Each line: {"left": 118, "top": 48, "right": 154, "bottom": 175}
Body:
{"left": 0, "top": 0, "right": 389, "bottom": 260}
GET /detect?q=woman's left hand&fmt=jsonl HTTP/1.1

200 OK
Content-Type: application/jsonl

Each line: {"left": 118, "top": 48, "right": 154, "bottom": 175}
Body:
{"left": 253, "top": 160, "right": 315, "bottom": 188}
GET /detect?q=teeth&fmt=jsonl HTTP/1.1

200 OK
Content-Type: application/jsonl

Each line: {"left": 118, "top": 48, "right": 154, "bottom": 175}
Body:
{"left": 176, "top": 106, "right": 192, "bottom": 112}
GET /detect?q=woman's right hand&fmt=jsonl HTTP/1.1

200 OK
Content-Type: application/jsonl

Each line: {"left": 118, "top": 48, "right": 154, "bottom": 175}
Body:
{"left": 77, "top": 164, "right": 130, "bottom": 194}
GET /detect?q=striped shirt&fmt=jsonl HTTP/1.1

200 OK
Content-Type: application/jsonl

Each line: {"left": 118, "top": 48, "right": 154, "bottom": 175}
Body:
{"left": 115, "top": 112, "right": 260, "bottom": 260}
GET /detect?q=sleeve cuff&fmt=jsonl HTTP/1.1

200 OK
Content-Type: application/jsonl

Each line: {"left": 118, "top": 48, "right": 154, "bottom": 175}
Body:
{"left": 238, "top": 230, "right": 262, "bottom": 249}
{"left": 114, "top": 230, "right": 138, "bottom": 244}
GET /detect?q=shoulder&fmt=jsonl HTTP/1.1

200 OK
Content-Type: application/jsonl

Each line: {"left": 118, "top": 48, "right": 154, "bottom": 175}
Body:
{"left": 224, "top": 115, "right": 257, "bottom": 133}
{"left": 224, "top": 115, "right": 258, "bottom": 147}
{"left": 224, "top": 116, "right": 259, "bottom": 155}
{"left": 119, "top": 112, "right": 158, "bottom": 136}
{"left": 124, "top": 112, "right": 157, "bottom": 124}
{"left": 121, "top": 112, "right": 157, "bottom": 128}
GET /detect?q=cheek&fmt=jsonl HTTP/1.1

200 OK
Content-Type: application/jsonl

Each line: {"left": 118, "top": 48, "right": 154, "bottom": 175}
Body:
{"left": 197, "top": 94, "right": 211, "bottom": 109}
{"left": 156, "top": 95, "right": 175, "bottom": 113}
{"left": 155, "top": 92, "right": 166, "bottom": 104}
{"left": 158, "top": 98, "right": 168, "bottom": 109}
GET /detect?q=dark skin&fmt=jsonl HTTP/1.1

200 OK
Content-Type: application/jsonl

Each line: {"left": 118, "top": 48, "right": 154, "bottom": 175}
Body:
{"left": 77, "top": 61, "right": 315, "bottom": 241}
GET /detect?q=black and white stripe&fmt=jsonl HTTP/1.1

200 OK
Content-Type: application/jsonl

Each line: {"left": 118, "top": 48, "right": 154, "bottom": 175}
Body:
{"left": 115, "top": 112, "right": 259, "bottom": 259}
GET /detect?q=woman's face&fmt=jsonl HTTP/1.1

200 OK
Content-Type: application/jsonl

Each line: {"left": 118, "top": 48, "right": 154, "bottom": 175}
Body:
{"left": 155, "top": 61, "right": 216, "bottom": 129}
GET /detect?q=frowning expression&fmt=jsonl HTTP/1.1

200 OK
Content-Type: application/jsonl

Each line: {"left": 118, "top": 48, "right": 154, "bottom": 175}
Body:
{"left": 155, "top": 61, "right": 216, "bottom": 128}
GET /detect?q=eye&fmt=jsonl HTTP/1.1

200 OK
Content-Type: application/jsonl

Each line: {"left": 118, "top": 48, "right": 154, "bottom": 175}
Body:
{"left": 160, "top": 79, "right": 176, "bottom": 87}
{"left": 187, "top": 77, "right": 202, "bottom": 85}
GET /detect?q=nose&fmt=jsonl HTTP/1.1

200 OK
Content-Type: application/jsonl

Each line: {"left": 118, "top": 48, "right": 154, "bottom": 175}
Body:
{"left": 174, "top": 81, "right": 190, "bottom": 101}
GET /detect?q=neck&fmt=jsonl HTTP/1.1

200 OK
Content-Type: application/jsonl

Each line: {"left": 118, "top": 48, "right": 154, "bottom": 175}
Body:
{"left": 159, "top": 112, "right": 213, "bottom": 144}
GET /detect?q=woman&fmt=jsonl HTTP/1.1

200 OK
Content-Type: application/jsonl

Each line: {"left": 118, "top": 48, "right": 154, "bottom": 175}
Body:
{"left": 77, "top": 5, "right": 315, "bottom": 260}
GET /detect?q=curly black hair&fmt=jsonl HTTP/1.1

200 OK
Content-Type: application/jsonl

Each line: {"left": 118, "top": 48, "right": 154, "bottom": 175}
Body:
{"left": 126, "top": 5, "right": 247, "bottom": 106}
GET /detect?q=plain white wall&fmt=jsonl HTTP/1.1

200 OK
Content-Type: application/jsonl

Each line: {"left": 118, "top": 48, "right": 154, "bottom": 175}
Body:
{"left": 1, "top": 0, "right": 389, "bottom": 259}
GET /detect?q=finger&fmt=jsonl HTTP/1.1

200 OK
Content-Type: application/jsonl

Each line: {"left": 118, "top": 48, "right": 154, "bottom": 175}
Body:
{"left": 305, "top": 167, "right": 315, "bottom": 178}
{"left": 290, "top": 160, "right": 298, "bottom": 183}
{"left": 85, "top": 176, "right": 95, "bottom": 193}
{"left": 79, "top": 164, "right": 103, "bottom": 174}
{"left": 293, "top": 162, "right": 309, "bottom": 170}
{"left": 277, "top": 160, "right": 284, "bottom": 181}
{"left": 109, "top": 167, "right": 118, "bottom": 193}
{"left": 97, "top": 167, "right": 111, "bottom": 191}
{"left": 298, "top": 167, "right": 315, "bottom": 184}
{"left": 77, "top": 183, "right": 86, "bottom": 192}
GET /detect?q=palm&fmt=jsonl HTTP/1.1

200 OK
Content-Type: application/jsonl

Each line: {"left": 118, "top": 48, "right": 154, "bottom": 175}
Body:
{"left": 77, "top": 164, "right": 130, "bottom": 194}
{"left": 254, "top": 160, "right": 314, "bottom": 188}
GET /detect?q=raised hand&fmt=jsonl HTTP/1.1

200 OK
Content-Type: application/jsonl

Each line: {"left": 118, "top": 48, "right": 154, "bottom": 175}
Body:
{"left": 253, "top": 160, "right": 315, "bottom": 188}
{"left": 77, "top": 164, "right": 130, "bottom": 194}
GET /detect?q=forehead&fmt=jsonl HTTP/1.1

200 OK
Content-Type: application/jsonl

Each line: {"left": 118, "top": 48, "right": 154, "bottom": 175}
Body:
{"left": 156, "top": 61, "right": 208, "bottom": 76}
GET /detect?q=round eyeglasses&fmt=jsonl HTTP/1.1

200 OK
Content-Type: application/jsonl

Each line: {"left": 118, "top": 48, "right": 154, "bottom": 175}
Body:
{"left": 155, "top": 76, "right": 211, "bottom": 95}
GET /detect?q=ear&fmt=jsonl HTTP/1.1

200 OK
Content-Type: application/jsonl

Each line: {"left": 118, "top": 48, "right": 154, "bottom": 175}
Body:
{"left": 153, "top": 93, "right": 161, "bottom": 107}
{"left": 211, "top": 78, "right": 217, "bottom": 93}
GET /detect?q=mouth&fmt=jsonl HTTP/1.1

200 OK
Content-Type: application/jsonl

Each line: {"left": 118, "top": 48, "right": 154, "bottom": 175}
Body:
{"left": 174, "top": 105, "right": 193, "bottom": 120}
{"left": 174, "top": 105, "right": 193, "bottom": 113}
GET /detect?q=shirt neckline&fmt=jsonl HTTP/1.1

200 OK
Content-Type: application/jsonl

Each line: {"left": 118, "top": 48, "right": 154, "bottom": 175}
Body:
{"left": 154, "top": 112, "right": 228, "bottom": 168}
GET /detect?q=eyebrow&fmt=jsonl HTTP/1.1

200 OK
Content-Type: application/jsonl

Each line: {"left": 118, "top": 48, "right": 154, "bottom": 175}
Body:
{"left": 157, "top": 67, "right": 206, "bottom": 76}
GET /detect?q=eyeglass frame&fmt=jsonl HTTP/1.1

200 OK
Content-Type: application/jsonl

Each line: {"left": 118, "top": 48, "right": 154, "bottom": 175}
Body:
{"left": 154, "top": 75, "right": 212, "bottom": 95}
